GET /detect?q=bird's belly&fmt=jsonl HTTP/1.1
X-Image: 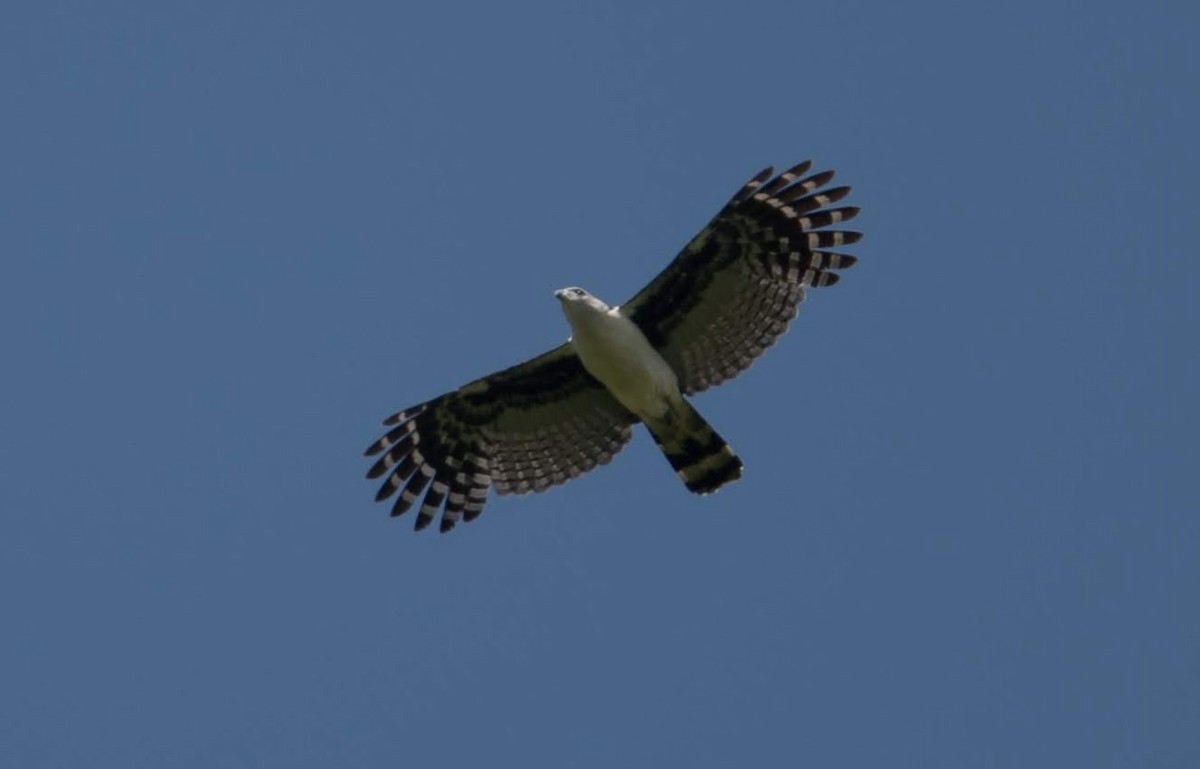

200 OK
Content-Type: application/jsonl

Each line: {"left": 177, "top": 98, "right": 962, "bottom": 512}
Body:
{"left": 571, "top": 314, "right": 678, "bottom": 420}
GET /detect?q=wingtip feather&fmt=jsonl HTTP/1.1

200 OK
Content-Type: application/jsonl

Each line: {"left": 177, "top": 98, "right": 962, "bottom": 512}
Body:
{"left": 782, "top": 160, "right": 813, "bottom": 177}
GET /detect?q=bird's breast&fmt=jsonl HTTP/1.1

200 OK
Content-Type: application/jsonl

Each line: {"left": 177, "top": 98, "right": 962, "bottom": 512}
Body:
{"left": 569, "top": 311, "right": 679, "bottom": 419}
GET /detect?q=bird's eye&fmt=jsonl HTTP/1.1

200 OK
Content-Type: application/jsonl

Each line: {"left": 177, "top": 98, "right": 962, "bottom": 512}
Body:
{"left": 572, "top": 288, "right": 584, "bottom": 296}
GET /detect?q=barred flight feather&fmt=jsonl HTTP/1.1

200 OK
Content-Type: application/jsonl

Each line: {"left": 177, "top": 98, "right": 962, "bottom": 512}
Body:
{"left": 366, "top": 343, "right": 637, "bottom": 531}
{"left": 623, "top": 162, "right": 861, "bottom": 395}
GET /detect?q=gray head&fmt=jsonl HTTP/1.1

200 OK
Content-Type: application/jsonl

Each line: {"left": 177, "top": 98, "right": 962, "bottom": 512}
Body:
{"left": 554, "top": 286, "right": 611, "bottom": 314}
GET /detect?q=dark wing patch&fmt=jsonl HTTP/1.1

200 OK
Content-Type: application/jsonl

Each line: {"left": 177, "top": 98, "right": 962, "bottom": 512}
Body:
{"left": 364, "top": 343, "right": 636, "bottom": 533}
{"left": 622, "top": 162, "right": 861, "bottom": 394}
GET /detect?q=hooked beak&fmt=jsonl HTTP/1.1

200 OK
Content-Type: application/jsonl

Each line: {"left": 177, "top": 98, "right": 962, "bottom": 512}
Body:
{"left": 554, "top": 289, "right": 567, "bottom": 301}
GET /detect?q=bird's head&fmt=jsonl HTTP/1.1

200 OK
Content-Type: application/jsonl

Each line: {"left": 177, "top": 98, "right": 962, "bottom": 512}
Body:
{"left": 555, "top": 286, "right": 609, "bottom": 309}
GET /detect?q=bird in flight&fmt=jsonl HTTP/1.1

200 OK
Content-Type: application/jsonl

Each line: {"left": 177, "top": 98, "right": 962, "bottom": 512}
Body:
{"left": 364, "top": 161, "right": 861, "bottom": 532}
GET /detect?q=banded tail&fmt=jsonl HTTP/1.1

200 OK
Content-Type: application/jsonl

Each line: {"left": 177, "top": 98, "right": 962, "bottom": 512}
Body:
{"left": 645, "top": 399, "right": 743, "bottom": 494}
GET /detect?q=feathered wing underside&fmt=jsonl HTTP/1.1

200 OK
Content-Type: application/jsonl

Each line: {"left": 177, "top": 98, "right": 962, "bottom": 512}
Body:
{"left": 623, "top": 162, "right": 862, "bottom": 394}
{"left": 364, "top": 343, "right": 636, "bottom": 532}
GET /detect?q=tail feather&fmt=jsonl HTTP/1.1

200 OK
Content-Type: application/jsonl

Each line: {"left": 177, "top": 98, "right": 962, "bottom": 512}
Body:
{"left": 646, "top": 400, "right": 742, "bottom": 494}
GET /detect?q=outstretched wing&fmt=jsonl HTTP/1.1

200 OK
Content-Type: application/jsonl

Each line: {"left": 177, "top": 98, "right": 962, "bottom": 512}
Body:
{"left": 364, "top": 343, "right": 636, "bottom": 533}
{"left": 622, "top": 162, "right": 861, "bottom": 394}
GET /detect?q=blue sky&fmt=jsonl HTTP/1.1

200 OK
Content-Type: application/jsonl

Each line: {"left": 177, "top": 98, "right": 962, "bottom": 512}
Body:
{"left": 2, "top": 1, "right": 1197, "bottom": 766}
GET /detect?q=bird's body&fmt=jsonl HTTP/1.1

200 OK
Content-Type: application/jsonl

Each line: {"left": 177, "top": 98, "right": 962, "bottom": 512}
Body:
{"left": 556, "top": 287, "right": 744, "bottom": 494}
{"left": 365, "top": 160, "right": 862, "bottom": 532}
{"left": 556, "top": 288, "right": 677, "bottom": 421}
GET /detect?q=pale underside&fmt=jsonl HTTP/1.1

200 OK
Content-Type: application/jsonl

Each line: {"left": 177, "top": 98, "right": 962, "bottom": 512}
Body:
{"left": 561, "top": 300, "right": 680, "bottom": 422}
